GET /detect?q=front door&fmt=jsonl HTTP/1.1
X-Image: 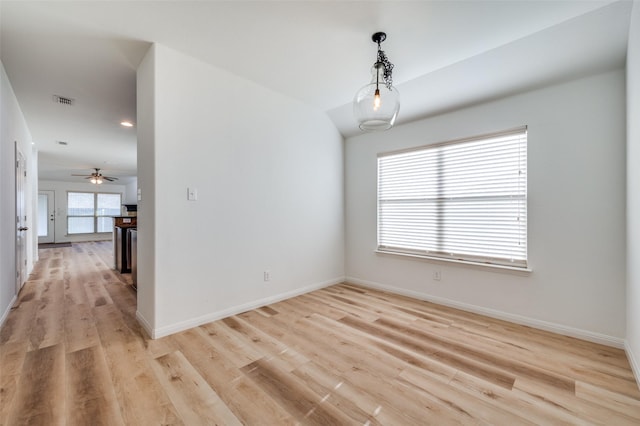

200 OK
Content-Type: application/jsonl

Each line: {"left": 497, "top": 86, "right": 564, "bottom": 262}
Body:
{"left": 15, "top": 146, "right": 28, "bottom": 292}
{"left": 38, "top": 190, "right": 55, "bottom": 244}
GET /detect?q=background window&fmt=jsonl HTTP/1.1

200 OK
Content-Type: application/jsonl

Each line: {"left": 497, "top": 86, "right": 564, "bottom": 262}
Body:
{"left": 68, "top": 192, "right": 121, "bottom": 234}
{"left": 97, "top": 193, "right": 121, "bottom": 232}
{"left": 377, "top": 127, "right": 527, "bottom": 268}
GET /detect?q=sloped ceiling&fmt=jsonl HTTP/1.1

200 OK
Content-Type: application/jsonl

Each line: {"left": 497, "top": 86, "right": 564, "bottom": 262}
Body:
{"left": 0, "top": 1, "right": 632, "bottom": 181}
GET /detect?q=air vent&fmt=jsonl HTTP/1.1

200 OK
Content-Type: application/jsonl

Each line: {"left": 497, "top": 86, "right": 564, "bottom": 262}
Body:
{"left": 53, "top": 95, "right": 74, "bottom": 106}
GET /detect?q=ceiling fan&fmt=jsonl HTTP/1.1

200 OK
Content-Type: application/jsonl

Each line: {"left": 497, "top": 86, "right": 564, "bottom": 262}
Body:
{"left": 71, "top": 168, "right": 118, "bottom": 184}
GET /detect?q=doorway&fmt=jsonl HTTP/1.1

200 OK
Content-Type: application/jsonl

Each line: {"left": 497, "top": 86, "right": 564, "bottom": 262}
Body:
{"left": 15, "top": 145, "right": 28, "bottom": 293}
{"left": 38, "top": 190, "right": 55, "bottom": 244}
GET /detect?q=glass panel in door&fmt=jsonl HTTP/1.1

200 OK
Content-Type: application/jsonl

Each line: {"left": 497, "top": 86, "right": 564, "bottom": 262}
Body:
{"left": 38, "top": 190, "right": 55, "bottom": 243}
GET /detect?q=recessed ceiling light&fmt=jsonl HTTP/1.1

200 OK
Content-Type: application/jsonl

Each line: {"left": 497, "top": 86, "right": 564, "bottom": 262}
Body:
{"left": 120, "top": 121, "right": 134, "bottom": 127}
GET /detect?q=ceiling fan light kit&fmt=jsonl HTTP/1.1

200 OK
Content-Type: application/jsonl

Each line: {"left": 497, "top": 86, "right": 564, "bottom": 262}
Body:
{"left": 72, "top": 168, "right": 118, "bottom": 184}
{"left": 353, "top": 31, "right": 400, "bottom": 131}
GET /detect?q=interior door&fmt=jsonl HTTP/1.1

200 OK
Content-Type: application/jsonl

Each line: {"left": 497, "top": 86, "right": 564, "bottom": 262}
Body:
{"left": 38, "top": 190, "right": 55, "bottom": 244}
{"left": 15, "top": 146, "right": 28, "bottom": 292}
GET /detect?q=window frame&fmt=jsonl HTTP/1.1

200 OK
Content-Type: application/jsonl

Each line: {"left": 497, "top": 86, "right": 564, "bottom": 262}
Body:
{"left": 376, "top": 126, "right": 528, "bottom": 270}
{"left": 67, "top": 191, "right": 122, "bottom": 235}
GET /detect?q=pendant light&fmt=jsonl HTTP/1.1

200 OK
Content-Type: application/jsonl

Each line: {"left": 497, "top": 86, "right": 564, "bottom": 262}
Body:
{"left": 353, "top": 32, "right": 400, "bottom": 131}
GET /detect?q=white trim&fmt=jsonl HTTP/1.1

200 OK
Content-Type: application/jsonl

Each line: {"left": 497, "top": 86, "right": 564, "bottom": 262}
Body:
{"left": 347, "top": 276, "right": 625, "bottom": 349}
{"left": 136, "top": 309, "right": 154, "bottom": 339}
{"left": 144, "top": 277, "right": 345, "bottom": 339}
{"left": 625, "top": 340, "right": 640, "bottom": 391}
{"left": 0, "top": 295, "right": 17, "bottom": 328}
{"left": 375, "top": 250, "right": 533, "bottom": 274}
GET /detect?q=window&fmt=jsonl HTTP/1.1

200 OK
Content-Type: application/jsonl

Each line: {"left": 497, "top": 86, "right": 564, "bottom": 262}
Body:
{"left": 377, "top": 127, "right": 527, "bottom": 268}
{"left": 67, "top": 192, "right": 121, "bottom": 234}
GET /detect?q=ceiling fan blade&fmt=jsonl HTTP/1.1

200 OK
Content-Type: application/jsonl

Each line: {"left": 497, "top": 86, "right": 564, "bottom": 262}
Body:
{"left": 103, "top": 177, "right": 118, "bottom": 181}
{"left": 71, "top": 174, "right": 91, "bottom": 176}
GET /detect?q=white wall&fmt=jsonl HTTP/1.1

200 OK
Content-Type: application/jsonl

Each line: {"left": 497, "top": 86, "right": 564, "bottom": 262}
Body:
{"left": 37, "top": 180, "right": 127, "bottom": 243}
{"left": 136, "top": 44, "right": 156, "bottom": 334}
{"left": 137, "top": 44, "right": 344, "bottom": 337}
{"left": 346, "top": 69, "right": 626, "bottom": 346}
{"left": 0, "top": 62, "right": 37, "bottom": 325}
{"left": 626, "top": 0, "right": 640, "bottom": 384}
{"left": 122, "top": 178, "right": 138, "bottom": 205}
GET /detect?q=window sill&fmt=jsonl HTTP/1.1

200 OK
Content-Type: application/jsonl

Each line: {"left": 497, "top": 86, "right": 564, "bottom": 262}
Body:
{"left": 375, "top": 249, "right": 532, "bottom": 275}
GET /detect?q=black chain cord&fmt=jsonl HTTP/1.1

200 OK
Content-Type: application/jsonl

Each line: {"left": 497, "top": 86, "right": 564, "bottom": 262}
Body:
{"left": 376, "top": 49, "right": 394, "bottom": 90}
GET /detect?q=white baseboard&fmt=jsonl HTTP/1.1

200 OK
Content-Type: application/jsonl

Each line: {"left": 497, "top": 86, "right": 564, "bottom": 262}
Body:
{"left": 144, "top": 277, "right": 345, "bottom": 339}
{"left": 347, "top": 276, "right": 625, "bottom": 349}
{"left": 136, "top": 309, "right": 154, "bottom": 339}
{"left": 0, "top": 295, "right": 17, "bottom": 329}
{"left": 625, "top": 340, "right": 640, "bottom": 390}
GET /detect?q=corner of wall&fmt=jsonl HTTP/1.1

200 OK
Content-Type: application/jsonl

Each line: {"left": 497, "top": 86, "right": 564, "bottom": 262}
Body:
{"left": 626, "top": 0, "right": 640, "bottom": 391}
{"left": 149, "top": 276, "right": 344, "bottom": 339}
{"left": 626, "top": 340, "right": 640, "bottom": 390}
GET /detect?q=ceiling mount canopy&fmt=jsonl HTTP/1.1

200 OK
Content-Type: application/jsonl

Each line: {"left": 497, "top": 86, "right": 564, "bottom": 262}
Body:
{"left": 353, "top": 31, "right": 400, "bottom": 131}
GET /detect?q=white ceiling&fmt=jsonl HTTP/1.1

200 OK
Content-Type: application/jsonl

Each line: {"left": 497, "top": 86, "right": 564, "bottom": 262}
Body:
{"left": 0, "top": 1, "right": 632, "bottom": 182}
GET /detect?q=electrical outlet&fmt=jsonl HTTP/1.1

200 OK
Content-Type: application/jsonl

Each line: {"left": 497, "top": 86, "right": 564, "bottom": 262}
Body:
{"left": 263, "top": 270, "right": 271, "bottom": 282}
{"left": 433, "top": 270, "right": 441, "bottom": 281}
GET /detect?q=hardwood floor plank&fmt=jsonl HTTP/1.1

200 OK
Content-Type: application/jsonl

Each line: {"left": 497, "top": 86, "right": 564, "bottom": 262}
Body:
{"left": 30, "top": 279, "right": 66, "bottom": 351}
{"left": 448, "top": 370, "right": 579, "bottom": 425}
{"left": 242, "top": 305, "right": 433, "bottom": 420}
{"left": 397, "top": 367, "right": 537, "bottom": 425}
{"left": 514, "top": 377, "right": 640, "bottom": 424}
{"left": 241, "top": 357, "right": 358, "bottom": 425}
{"left": 171, "top": 327, "right": 295, "bottom": 425}
{"left": 0, "top": 373, "right": 20, "bottom": 425}
{"left": 128, "top": 370, "right": 184, "bottom": 426}
{"left": 292, "top": 315, "right": 484, "bottom": 423}
{"left": 151, "top": 350, "right": 242, "bottom": 426}
{"left": 338, "top": 313, "right": 517, "bottom": 390}
{"left": 221, "top": 316, "right": 309, "bottom": 372}
{"left": 0, "top": 291, "right": 39, "bottom": 346}
{"left": 93, "top": 304, "right": 182, "bottom": 425}
{"left": 306, "top": 291, "right": 380, "bottom": 322}
{"left": 375, "top": 315, "right": 574, "bottom": 392}
{"left": 64, "top": 302, "right": 100, "bottom": 353}
{"left": 6, "top": 344, "right": 65, "bottom": 426}
{"left": 292, "top": 360, "right": 412, "bottom": 425}
{"left": 570, "top": 364, "right": 640, "bottom": 400}
{"left": 200, "top": 321, "right": 264, "bottom": 368}
{"left": 575, "top": 380, "right": 640, "bottom": 419}
{"left": 66, "top": 345, "right": 124, "bottom": 426}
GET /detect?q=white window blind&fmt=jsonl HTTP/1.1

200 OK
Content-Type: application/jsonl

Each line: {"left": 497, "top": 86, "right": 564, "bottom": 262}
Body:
{"left": 377, "top": 127, "right": 527, "bottom": 268}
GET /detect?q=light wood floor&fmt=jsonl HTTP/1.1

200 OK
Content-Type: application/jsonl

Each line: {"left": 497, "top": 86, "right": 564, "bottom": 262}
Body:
{"left": 1, "top": 242, "right": 640, "bottom": 425}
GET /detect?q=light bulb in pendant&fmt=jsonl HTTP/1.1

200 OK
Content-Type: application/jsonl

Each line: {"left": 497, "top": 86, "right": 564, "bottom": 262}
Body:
{"left": 373, "top": 88, "right": 381, "bottom": 111}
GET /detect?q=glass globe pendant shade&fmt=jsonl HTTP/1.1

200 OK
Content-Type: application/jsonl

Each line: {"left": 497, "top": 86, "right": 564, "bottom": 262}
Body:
{"left": 354, "top": 65, "right": 400, "bottom": 131}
